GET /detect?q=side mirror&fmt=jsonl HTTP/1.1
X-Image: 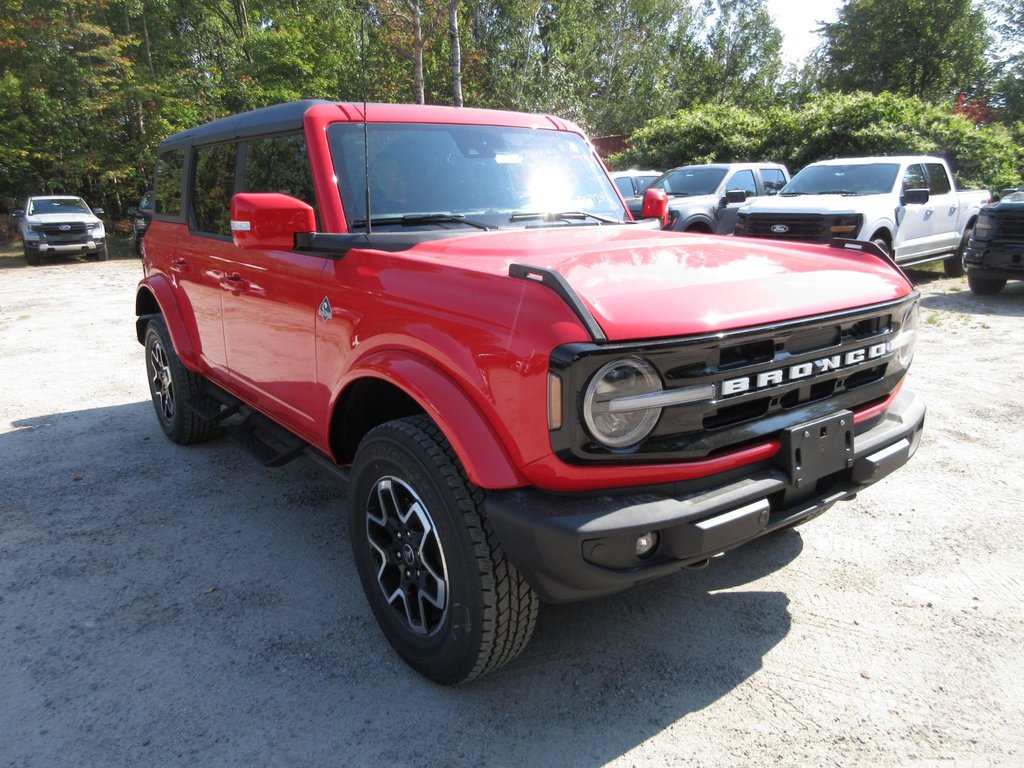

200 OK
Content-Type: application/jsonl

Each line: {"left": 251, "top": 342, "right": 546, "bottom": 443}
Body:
{"left": 641, "top": 188, "right": 669, "bottom": 226}
{"left": 128, "top": 207, "right": 138, "bottom": 216}
{"left": 901, "top": 188, "right": 930, "bottom": 206}
{"left": 93, "top": 207, "right": 105, "bottom": 215}
{"left": 12, "top": 209, "right": 24, "bottom": 219}
{"left": 724, "top": 189, "right": 748, "bottom": 205}
{"left": 230, "top": 192, "right": 316, "bottom": 250}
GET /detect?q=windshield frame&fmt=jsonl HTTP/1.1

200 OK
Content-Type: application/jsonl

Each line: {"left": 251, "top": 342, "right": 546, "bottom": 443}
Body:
{"left": 652, "top": 167, "right": 728, "bottom": 197}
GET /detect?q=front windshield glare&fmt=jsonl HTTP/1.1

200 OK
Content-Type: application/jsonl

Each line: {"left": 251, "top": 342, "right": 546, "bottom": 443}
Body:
{"left": 328, "top": 122, "right": 627, "bottom": 229}
{"left": 654, "top": 167, "right": 727, "bottom": 196}
{"left": 782, "top": 163, "right": 900, "bottom": 195}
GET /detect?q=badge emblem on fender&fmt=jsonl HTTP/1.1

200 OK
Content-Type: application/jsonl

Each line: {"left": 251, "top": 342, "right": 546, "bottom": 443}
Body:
{"left": 318, "top": 297, "right": 332, "bottom": 324}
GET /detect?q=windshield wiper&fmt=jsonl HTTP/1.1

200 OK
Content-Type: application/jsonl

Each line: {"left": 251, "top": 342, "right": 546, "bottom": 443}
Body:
{"left": 780, "top": 191, "right": 806, "bottom": 196}
{"left": 351, "top": 213, "right": 492, "bottom": 230}
{"left": 667, "top": 192, "right": 691, "bottom": 197}
{"left": 509, "top": 210, "right": 622, "bottom": 225}
{"left": 817, "top": 190, "right": 862, "bottom": 196}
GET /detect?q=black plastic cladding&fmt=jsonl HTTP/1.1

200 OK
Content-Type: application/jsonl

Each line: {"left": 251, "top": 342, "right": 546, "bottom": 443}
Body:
{"left": 550, "top": 295, "right": 918, "bottom": 463}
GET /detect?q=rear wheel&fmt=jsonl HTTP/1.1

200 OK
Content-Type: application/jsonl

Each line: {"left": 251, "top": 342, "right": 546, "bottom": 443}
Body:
{"left": 966, "top": 272, "right": 1006, "bottom": 295}
{"left": 144, "top": 317, "right": 216, "bottom": 444}
{"left": 350, "top": 415, "right": 538, "bottom": 684}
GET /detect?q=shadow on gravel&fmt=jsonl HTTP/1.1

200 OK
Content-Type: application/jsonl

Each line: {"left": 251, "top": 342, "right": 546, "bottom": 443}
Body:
{"left": 919, "top": 281, "right": 1024, "bottom": 317}
{"left": 2, "top": 401, "right": 804, "bottom": 767}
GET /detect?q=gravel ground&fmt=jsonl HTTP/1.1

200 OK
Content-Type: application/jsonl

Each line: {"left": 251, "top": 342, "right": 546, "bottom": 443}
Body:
{"left": 1, "top": 254, "right": 1022, "bottom": 767}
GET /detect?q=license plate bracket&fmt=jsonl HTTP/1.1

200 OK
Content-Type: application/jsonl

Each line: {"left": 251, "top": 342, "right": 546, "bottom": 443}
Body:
{"left": 780, "top": 411, "right": 854, "bottom": 489}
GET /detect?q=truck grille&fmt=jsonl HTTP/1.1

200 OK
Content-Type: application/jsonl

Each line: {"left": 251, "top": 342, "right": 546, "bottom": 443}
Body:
{"left": 994, "top": 210, "right": 1024, "bottom": 241}
{"left": 37, "top": 223, "right": 92, "bottom": 243}
{"left": 742, "top": 214, "right": 830, "bottom": 242}
{"left": 553, "top": 299, "right": 915, "bottom": 463}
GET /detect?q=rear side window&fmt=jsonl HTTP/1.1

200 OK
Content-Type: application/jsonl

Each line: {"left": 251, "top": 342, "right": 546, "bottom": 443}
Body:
{"left": 154, "top": 149, "right": 184, "bottom": 217}
{"left": 925, "top": 163, "right": 952, "bottom": 195}
{"left": 192, "top": 142, "right": 238, "bottom": 236}
{"left": 243, "top": 133, "right": 317, "bottom": 214}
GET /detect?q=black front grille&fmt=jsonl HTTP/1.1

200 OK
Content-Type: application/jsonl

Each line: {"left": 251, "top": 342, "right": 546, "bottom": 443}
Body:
{"left": 995, "top": 211, "right": 1024, "bottom": 241}
{"left": 38, "top": 223, "right": 90, "bottom": 237}
{"left": 743, "top": 214, "right": 830, "bottom": 242}
{"left": 552, "top": 297, "right": 916, "bottom": 464}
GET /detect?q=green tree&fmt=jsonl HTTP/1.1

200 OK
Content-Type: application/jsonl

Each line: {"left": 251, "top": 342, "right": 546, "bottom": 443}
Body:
{"left": 817, "top": 0, "right": 989, "bottom": 104}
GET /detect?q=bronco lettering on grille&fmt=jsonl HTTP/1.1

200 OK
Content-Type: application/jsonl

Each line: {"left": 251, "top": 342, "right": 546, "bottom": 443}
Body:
{"left": 720, "top": 341, "right": 891, "bottom": 397}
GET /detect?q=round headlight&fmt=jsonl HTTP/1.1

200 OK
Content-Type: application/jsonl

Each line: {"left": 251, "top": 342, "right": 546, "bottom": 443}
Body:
{"left": 896, "top": 302, "right": 918, "bottom": 368}
{"left": 583, "top": 357, "right": 662, "bottom": 448}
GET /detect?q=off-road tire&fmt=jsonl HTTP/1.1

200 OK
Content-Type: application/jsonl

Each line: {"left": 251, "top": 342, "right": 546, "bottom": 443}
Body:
{"left": 144, "top": 317, "right": 216, "bottom": 445}
{"left": 966, "top": 272, "right": 1006, "bottom": 295}
{"left": 350, "top": 415, "right": 538, "bottom": 685}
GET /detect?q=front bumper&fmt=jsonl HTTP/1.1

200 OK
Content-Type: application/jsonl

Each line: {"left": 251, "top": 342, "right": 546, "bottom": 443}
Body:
{"left": 26, "top": 238, "right": 106, "bottom": 255}
{"left": 485, "top": 389, "right": 925, "bottom": 602}
{"left": 964, "top": 241, "right": 1024, "bottom": 280}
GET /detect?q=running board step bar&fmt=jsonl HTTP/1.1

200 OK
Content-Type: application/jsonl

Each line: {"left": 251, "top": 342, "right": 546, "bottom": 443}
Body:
{"left": 230, "top": 412, "right": 305, "bottom": 467}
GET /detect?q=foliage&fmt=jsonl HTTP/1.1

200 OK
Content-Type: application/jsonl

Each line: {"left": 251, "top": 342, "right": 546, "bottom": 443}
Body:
{"left": 0, "top": 0, "right": 1017, "bottom": 217}
{"left": 817, "top": 0, "right": 989, "bottom": 104}
{"left": 612, "top": 92, "right": 1024, "bottom": 191}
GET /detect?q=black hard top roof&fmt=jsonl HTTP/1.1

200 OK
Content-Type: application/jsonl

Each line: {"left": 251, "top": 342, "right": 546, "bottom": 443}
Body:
{"left": 157, "top": 99, "right": 332, "bottom": 152}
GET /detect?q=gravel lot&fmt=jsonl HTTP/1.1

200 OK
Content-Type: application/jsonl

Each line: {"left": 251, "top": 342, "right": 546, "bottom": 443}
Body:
{"left": 1, "top": 253, "right": 1022, "bottom": 767}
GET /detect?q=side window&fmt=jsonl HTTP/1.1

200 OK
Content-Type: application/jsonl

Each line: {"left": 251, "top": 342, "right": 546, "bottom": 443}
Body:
{"left": 925, "top": 163, "right": 952, "bottom": 195}
{"left": 192, "top": 142, "right": 238, "bottom": 236}
{"left": 727, "top": 169, "right": 757, "bottom": 196}
{"left": 613, "top": 177, "right": 634, "bottom": 197}
{"left": 761, "top": 168, "right": 787, "bottom": 194}
{"left": 902, "top": 164, "right": 927, "bottom": 192}
{"left": 153, "top": 149, "right": 184, "bottom": 217}
{"left": 244, "top": 133, "right": 317, "bottom": 214}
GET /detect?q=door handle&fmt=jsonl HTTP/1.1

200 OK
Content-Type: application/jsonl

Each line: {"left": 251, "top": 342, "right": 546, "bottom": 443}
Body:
{"left": 169, "top": 257, "right": 188, "bottom": 273}
{"left": 219, "top": 273, "right": 249, "bottom": 293}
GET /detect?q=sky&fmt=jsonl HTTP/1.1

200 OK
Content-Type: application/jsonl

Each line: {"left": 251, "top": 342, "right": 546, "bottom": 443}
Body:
{"left": 764, "top": 0, "right": 843, "bottom": 65}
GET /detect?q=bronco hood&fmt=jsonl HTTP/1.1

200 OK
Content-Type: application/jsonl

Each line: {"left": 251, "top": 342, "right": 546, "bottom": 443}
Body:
{"left": 402, "top": 225, "right": 913, "bottom": 341}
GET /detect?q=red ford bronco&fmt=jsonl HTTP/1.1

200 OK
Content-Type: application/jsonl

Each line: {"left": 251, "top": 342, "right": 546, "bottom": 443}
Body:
{"left": 136, "top": 100, "right": 925, "bottom": 684}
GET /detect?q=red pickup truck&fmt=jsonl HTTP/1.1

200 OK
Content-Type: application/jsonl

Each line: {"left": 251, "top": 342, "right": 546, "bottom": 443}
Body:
{"left": 137, "top": 100, "right": 925, "bottom": 684}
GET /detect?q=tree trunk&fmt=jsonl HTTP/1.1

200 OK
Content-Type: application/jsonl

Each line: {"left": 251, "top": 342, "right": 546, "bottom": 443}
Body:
{"left": 449, "top": 0, "right": 463, "bottom": 107}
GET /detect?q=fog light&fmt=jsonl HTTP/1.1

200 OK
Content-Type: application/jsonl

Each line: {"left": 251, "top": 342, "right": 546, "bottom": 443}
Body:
{"left": 635, "top": 531, "right": 658, "bottom": 558}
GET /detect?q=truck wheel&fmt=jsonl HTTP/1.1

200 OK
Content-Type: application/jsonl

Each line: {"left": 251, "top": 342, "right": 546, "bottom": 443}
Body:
{"left": 966, "top": 272, "right": 1006, "bottom": 295}
{"left": 944, "top": 228, "right": 970, "bottom": 277}
{"left": 871, "top": 237, "right": 891, "bottom": 256}
{"left": 350, "top": 415, "right": 538, "bottom": 684}
{"left": 23, "top": 240, "right": 39, "bottom": 266}
{"left": 97, "top": 244, "right": 109, "bottom": 261}
{"left": 144, "top": 317, "right": 216, "bottom": 445}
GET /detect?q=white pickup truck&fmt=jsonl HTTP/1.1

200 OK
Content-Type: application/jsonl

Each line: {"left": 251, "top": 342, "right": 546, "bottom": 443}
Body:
{"left": 734, "top": 156, "right": 991, "bottom": 276}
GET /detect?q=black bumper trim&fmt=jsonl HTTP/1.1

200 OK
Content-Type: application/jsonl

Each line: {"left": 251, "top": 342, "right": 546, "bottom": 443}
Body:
{"left": 485, "top": 389, "right": 925, "bottom": 603}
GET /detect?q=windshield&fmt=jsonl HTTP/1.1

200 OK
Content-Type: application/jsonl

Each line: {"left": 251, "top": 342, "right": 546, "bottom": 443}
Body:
{"left": 652, "top": 167, "right": 727, "bottom": 196}
{"left": 328, "top": 122, "right": 627, "bottom": 230}
{"left": 28, "top": 197, "right": 91, "bottom": 215}
{"left": 782, "top": 163, "right": 900, "bottom": 195}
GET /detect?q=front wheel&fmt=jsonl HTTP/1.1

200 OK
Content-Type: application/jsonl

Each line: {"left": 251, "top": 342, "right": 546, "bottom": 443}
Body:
{"left": 144, "top": 317, "right": 216, "bottom": 444}
{"left": 966, "top": 272, "right": 1006, "bottom": 295}
{"left": 944, "top": 228, "right": 970, "bottom": 277}
{"left": 23, "top": 239, "right": 39, "bottom": 266}
{"left": 350, "top": 416, "right": 538, "bottom": 684}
